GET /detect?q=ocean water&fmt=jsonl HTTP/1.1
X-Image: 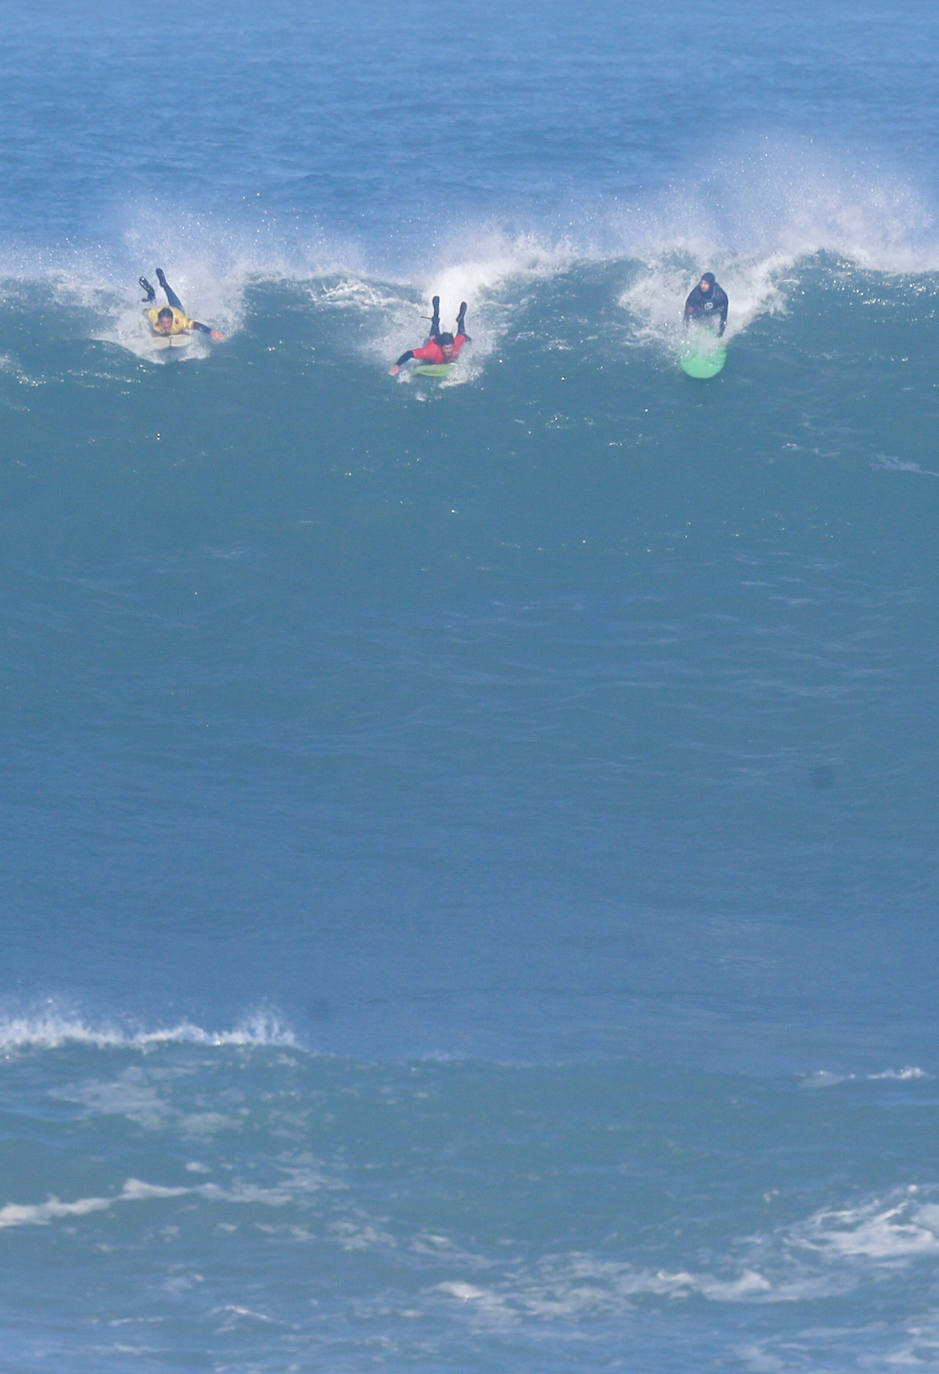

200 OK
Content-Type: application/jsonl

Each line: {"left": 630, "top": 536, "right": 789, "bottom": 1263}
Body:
{"left": 3, "top": 2, "right": 939, "bottom": 1370}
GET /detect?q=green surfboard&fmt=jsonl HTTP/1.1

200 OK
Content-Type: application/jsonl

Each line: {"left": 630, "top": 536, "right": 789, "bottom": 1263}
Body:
{"left": 679, "top": 331, "right": 726, "bottom": 379}
{"left": 412, "top": 362, "right": 454, "bottom": 378}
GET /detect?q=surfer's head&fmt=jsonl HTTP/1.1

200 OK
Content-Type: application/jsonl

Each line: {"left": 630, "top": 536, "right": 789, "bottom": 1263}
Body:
{"left": 437, "top": 331, "right": 455, "bottom": 358}
{"left": 699, "top": 272, "right": 716, "bottom": 292}
{"left": 156, "top": 307, "right": 174, "bottom": 331}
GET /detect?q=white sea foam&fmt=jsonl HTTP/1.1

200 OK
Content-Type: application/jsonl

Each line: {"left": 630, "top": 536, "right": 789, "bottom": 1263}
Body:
{"left": 0, "top": 1004, "right": 299, "bottom": 1056}
{"left": 793, "top": 1189, "right": 939, "bottom": 1263}
{"left": 428, "top": 1187, "right": 939, "bottom": 1329}
{"left": 432, "top": 1255, "right": 827, "bottom": 1326}
{"left": 871, "top": 455, "right": 939, "bottom": 479}
{"left": 869, "top": 1066, "right": 929, "bottom": 1081}
{"left": 434, "top": 1281, "right": 518, "bottom": 1325}
{"left": 59, "top": 1066, "right": 244, "bottom": 1136}
{"left": 0, "top": 1175, "right": 294, "bottom": 1233}
{"left": 0, "top": 1178, "right": 188, "bottom": 1231}
{"left": 801, "top": 1065, "right": 929, "bottom": 1089}
{"left": 210, "top": 1305, "right": 279, "bottom": 1331}
{"left": 801, "top": 1069, "right": 855, "bottom": 1089}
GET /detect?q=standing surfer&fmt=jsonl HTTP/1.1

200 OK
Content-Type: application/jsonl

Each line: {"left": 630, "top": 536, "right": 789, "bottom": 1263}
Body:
{"left": 683, "top": 272, "right": 728, "bottom": 337}
{"left": 389, "top": 296, "right": 470, "bottom": 375}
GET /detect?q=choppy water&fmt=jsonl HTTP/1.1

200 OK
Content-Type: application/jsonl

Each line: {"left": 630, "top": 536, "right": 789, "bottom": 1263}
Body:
{"left": 3, "top": 2, "right": 939, "bottom": 1370}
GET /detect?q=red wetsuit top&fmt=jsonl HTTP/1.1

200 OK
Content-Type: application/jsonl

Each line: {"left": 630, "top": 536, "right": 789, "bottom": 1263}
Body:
{"left": 409, "top": 334, "right": 469, "bottom": 364}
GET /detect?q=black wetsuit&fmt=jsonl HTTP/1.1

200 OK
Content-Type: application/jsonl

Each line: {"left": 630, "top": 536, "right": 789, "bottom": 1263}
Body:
{"left": 683, "top": 277, "right": 729, "bottom": 337}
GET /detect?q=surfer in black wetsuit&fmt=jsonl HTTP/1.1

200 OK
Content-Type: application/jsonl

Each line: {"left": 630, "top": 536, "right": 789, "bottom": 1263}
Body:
{"left": 683, "top": 272, "right": 728, "bottom": 337}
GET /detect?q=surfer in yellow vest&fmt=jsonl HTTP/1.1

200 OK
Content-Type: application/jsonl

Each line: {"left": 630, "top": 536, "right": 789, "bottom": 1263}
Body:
{"left": 139, "top": 269, "right": 224, "bottom": 342}
{"left": 683, "top": 272, "right": 728, "bottom": 338}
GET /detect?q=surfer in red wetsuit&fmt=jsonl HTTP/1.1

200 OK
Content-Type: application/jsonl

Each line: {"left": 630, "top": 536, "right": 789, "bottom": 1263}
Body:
{"left": 389, "top": 297, "right": 470, "bottom": 375}
{"left": 683, "top": 272, "right": 728, "bottom": 337}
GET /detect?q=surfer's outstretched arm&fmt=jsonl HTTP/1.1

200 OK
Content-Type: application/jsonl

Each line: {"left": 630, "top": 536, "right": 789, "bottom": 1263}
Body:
{"left": 390, "top": 297, "right": 447, "bottom": 374}
{"left": 389, "top": 350, "right": 415, "bottom": 375}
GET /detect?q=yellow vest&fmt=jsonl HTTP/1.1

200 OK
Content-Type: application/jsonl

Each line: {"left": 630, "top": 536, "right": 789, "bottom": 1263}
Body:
{"left": 146, "top": 306, "right": 192, "bottom": 336}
